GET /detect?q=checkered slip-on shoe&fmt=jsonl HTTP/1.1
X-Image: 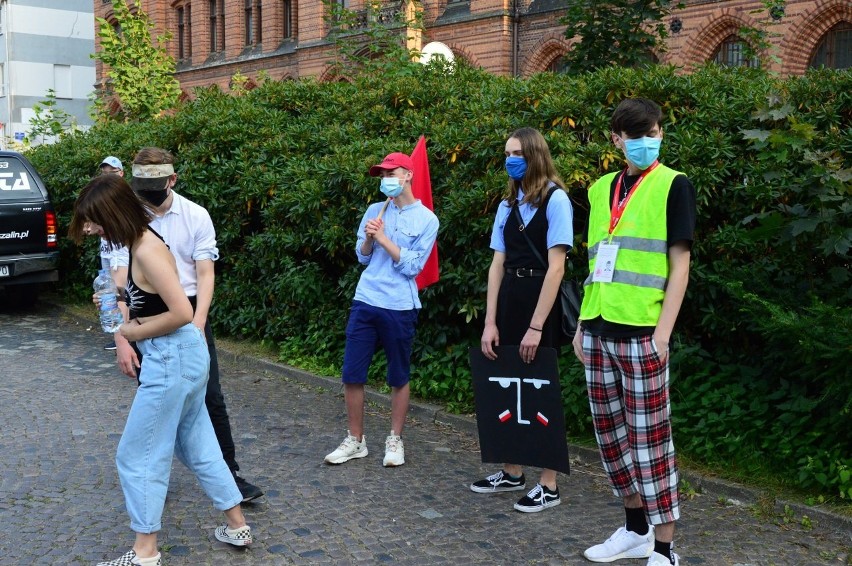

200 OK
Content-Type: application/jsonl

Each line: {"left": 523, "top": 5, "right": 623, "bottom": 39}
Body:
{"left": 96, "top": 549, "right": 161, "bottom": 566}
{"left": 215, "top": 524, "right": 253, "bottom": 546}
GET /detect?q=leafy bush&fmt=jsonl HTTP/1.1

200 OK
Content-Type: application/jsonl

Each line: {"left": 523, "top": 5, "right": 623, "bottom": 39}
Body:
{"left": 26, "top": 63, "right": 851, "bottom": 499}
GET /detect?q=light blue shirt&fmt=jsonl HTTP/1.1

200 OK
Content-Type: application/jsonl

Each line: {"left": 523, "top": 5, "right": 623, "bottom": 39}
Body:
{"left": 353, "top": 199, "right": 439, "bottom": 310}
{"left": 489, "top": 186, "right": 574, "bottom": 252}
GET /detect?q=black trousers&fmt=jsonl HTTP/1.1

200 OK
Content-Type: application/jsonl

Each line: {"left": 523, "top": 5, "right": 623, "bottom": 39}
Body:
{"left": 132, "top": 317, "right": 239, "bottom": 473}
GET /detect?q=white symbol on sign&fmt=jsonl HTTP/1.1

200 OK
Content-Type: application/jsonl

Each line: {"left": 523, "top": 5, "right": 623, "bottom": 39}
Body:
{"left": 489, "top": 376, "right": 551, "bottom": 425}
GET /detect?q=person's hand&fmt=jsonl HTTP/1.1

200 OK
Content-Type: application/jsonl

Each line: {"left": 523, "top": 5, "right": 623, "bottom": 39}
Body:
{"left": 652, "top": 333, "right": 669, "bottom": 364}
{"left": 92, "top": 292, "right": 101, "bottom": 307}
{"left": 115, "top": 340, "right": 140, "bottom": 379}
{"left": 481, "top": 323, "right": 499, "bottom": 360}
{"left": 572, "top": 326, "right": 584, "bottom": 363}
{"left": 118, "top": 320, "right": 140, "bottom": 342}
{"left": 519, "top": 328, "right": 541, "bottom": 364}
{"left": 365, "top": 218, "right": 385, "bottom": 242}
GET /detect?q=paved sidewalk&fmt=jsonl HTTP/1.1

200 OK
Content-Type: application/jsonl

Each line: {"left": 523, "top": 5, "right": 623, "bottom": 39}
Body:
{"left": 0, "top": 302, "right": 849, "bottom": 565}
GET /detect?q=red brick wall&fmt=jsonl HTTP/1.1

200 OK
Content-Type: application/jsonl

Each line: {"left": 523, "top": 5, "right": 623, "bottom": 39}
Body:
{"left": 93, "top": 0, "right": 850, "bottom": 96}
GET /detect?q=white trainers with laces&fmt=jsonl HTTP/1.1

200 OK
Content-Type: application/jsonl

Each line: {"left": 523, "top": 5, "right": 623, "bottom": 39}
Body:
{"left": 583, "top": 525, "right": 655, "bottom": 562}
{"left": 324, "top": 431, "right": 368, "bottom": 464}
{"left": 646, "top": 550, "right": 679, "bottom": 565}
{"left": 383, "top": 431, "right": 405, "bottom": 467}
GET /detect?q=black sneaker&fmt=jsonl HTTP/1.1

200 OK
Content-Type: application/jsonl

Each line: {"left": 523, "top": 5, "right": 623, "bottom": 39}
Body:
{"left": 513, "top": 483, "right": 561, "bottom": 513}
{"left": 104, "top": 341, "right": 117, "bottom": 351}
{"left": 470, "top": 470, "right": 526, "bottom": 493}
{"left": 234, "top": 473, "right": 263, "bottom": 503}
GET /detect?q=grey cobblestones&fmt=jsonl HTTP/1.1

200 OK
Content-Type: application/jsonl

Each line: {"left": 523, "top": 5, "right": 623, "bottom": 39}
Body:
{"left": 0, "top": 302, "right": 849, "bottom": 565}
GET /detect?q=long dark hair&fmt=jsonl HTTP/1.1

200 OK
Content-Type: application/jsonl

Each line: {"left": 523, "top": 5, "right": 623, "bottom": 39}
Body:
{"left": 68, "top": 174, "right": 152, "bottom": 247}
{"left": 503, "top": 127, "right": 564, "bottom": 207}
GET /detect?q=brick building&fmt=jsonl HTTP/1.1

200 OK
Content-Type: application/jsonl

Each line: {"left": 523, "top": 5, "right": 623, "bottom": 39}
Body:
{"left": 93, "top": 0, "right": 851, "bottom": 96}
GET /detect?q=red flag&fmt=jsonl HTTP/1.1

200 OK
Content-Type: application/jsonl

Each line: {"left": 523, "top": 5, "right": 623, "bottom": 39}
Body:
{"left": 410, "top": 135, "right": 439, "bottom": 290}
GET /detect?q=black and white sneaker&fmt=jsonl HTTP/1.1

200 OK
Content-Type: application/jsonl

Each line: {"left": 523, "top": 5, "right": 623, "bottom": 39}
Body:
{"left": 470, "top": 470, "right": 526, "bottom": 493}
{"left": 96, "top": 550, "right": 161, "bottom": 566}
{"left": 513, "top": 483, "right": 560, "bottom": 512}
{"left": 215, "top": 524, "right": 253, "bottom": 546}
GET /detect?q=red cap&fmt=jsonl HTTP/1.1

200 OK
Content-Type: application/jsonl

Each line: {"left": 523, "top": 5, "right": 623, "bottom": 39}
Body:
{"left": 369, "top": 152, "right": 414, "bottom": 177}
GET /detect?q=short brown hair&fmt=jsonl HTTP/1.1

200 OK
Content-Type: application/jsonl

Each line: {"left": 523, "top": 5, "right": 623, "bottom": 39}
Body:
{"left": 611, "top": 98, "right": 663, "bottom": 138}
{"left": 68, "top": 175, "right": 152, "bottom": 246}
{"left": 133, "top": 146, "right": 175, "bottom": 166}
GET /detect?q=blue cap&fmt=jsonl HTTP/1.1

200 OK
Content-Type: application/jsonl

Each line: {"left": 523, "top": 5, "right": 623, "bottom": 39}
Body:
{"left": 100, "top": 156, "right": 123, "bottom": 170}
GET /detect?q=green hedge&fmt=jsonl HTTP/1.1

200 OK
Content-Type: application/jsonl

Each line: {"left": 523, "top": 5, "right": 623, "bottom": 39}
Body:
{"left": 26, "top": 64, "right": 851, "bottom": 499}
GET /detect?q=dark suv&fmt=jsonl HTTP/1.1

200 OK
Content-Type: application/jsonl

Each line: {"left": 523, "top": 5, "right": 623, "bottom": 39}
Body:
{"left": 0, "top": 150, "right": 59, "bottom": 306}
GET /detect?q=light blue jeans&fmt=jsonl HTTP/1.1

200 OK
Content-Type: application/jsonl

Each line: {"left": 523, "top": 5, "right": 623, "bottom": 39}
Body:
{"left": 115, "top": 323, "right": 242, "bottom": 533}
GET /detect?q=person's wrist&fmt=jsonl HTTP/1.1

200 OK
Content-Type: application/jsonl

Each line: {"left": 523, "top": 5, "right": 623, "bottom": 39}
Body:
{"left": 529, "top": 325, "right": 542, "bottom": 332}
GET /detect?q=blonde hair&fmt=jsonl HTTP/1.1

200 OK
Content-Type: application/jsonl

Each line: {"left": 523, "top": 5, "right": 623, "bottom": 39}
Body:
{"left": 503, "top": 127, "right": 564, "bottom": 207}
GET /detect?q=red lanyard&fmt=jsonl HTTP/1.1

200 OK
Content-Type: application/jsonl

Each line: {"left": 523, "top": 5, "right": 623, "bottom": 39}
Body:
{"left": 609, "top": 161, "right": 659, "bottom": 234}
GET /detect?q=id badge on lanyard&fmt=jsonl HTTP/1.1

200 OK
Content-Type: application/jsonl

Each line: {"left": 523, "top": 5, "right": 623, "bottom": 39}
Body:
{"left": 592, "top": 242, "right": 619, "bottom": 283}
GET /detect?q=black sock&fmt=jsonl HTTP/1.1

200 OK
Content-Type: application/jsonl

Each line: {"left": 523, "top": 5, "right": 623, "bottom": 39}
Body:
{"left": 654, "top": 540, "right": 673, "bottom": 562}
{"left": 625, "top": 506, "right": 648, "bottom": 535}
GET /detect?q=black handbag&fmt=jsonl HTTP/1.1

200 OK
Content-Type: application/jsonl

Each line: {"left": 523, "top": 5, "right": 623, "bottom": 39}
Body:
{"left": 513, "top": 203, "right": 582, "bottom": 343}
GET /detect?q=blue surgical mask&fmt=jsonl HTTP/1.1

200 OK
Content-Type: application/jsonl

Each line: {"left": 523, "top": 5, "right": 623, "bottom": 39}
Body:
{"left": 621, "top": 136, "right": 661, "bottom": 169}
{"left": 505, "top": 156, "right": 527, "bottom": 180}
{"left": 380, "top": 176, "right": 403, "bottom": 198}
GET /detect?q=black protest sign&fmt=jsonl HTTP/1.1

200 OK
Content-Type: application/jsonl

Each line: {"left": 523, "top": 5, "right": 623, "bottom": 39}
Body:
{"left": 469, "top": 346, "right": 570, "bottom": 474}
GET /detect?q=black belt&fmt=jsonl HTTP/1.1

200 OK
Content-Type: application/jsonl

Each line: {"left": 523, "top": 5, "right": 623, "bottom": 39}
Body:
{"left": 505, "top": 267, "right": 547, "bottom": 277}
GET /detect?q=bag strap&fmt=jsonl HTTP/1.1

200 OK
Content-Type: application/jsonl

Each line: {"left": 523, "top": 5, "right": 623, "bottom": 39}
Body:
{"left": 513, "top": 204, "right": 549, "bottom": 271}
{"left": 512, "top": 185, "right": 573, "bottom": 272}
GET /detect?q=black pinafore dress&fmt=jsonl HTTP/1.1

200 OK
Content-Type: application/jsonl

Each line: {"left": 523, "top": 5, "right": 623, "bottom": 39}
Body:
{"left": 496, "top": 188, "right": 561, "bottom": 348}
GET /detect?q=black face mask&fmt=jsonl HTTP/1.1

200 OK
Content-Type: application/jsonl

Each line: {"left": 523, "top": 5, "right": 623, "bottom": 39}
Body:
{"left": 137, "top": 188, "right": 170, "bottom": 207}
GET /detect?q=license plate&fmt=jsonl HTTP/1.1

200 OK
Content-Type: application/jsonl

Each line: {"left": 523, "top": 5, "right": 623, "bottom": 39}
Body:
{"left": 0, "top": 265, "right": 9, "bottom": 277}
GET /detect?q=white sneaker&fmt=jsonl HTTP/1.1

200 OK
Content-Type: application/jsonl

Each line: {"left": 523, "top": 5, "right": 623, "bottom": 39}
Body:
{"left": 583, "top": 525, "right": 655, "bottom": 562}
{"left": 383, "top": 431, "right": 405, "bottom": 467}
{"left": 647, "top": 550, "right": 679, "bottom": 566}
{"left": 324, "top": 431, "right": 368, "bottom": 464}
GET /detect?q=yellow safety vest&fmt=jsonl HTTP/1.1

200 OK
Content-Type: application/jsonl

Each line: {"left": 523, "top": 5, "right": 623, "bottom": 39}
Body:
{"left": 580, "top": 164, "right": 681, "bottom": 326}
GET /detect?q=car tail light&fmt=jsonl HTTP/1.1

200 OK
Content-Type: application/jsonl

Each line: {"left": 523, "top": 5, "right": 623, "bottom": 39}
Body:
{"left": 45, "top": 210, "right": 57, "bottom": 248}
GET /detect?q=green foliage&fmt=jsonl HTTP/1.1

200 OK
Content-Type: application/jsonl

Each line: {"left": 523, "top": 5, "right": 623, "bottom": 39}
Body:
{"left": 27, "top": 89, "right": 79, "bottom": 145}
{"left": 737, "top": 0, "right": 787, "bottom": 67}
{"left": 323, "top": 0, "right": 423, "bottom": 79}
{"left": 560, "top": 0, "right": 682, "bottom": 72}
{"left": 91, "top": 0, "right": 181, "bottom": 122}
{"left": 24, "top": 64, "right": 851, "bottom": 500}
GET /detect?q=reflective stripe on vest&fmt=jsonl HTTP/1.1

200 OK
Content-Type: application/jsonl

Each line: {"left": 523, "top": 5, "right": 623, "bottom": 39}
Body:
{"left": 580, "top": 164, "right": 681, "bottom": 326}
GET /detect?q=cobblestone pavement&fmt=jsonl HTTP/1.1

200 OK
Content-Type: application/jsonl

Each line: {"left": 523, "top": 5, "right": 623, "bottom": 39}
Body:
{"left": 0, "top": 301, "right": 849, "bottom": 566}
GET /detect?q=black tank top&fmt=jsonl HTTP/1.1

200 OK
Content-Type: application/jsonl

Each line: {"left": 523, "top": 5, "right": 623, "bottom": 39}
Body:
{"left": 125, "top": 228, "right": 170, "bottom": 319}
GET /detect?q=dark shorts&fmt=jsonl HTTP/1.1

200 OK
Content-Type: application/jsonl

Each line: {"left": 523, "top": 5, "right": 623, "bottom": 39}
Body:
{"left": 341, "top": 300, "right": 419, "bottom": 387}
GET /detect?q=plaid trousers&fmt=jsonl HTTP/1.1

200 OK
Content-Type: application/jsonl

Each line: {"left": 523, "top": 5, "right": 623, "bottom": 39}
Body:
{"left": 582, "top": 333, "right": 680, "bottom": 525}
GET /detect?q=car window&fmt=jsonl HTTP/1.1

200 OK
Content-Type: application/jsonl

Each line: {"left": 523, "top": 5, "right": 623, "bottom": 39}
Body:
{"left": 0, "top": 158, "right": 41, "bottom": 201}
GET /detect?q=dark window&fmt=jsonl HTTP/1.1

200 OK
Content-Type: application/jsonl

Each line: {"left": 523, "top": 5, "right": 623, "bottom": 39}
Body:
{"left": 256, "top": 1, "right": 262, "bottom": 44}
{"left": 712, "top": 35, "right": 759, "bottom": 68}
{"left": 548, "top": 56, "right": 568, "bottom": 73}
{"left": 245, "top": 0, "right": 253, "bottom": 45}
{"left": 209, "top": 0, "right": 224, "bottom": 52}
{"left": 209, "top": 0, "right": 217, "bottom": 52}
{"left": 810, "top": 21, "right": 852, "bottom": 69}
{"left": 187, "top": 4, "right": 192, "bottom": 57}
{"left": 177, "top": 7, "right": 185, "bottom": 60}
{"left": 283, "top": 0, "right": 293, "bottom": 39}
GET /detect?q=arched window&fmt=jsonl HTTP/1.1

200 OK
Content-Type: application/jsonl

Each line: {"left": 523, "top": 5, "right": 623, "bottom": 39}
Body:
{"left": 547, "top": 55, "right": 568, "bottom": 73}
{"left": 810, "top": 21, "right": 852, "bottom": 69}
{"left": 712, "top": 35, "right": 759, "bottom": 68}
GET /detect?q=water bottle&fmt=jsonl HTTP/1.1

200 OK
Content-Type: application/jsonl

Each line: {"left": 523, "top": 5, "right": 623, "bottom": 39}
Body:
{"left": 93, "top": 269, "right": 122, "bottom": 333}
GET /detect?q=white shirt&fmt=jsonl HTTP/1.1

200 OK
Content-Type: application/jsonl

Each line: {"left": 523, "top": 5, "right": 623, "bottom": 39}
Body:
{"left": 113, "top": 191, "right": 219, "bottom": 297}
